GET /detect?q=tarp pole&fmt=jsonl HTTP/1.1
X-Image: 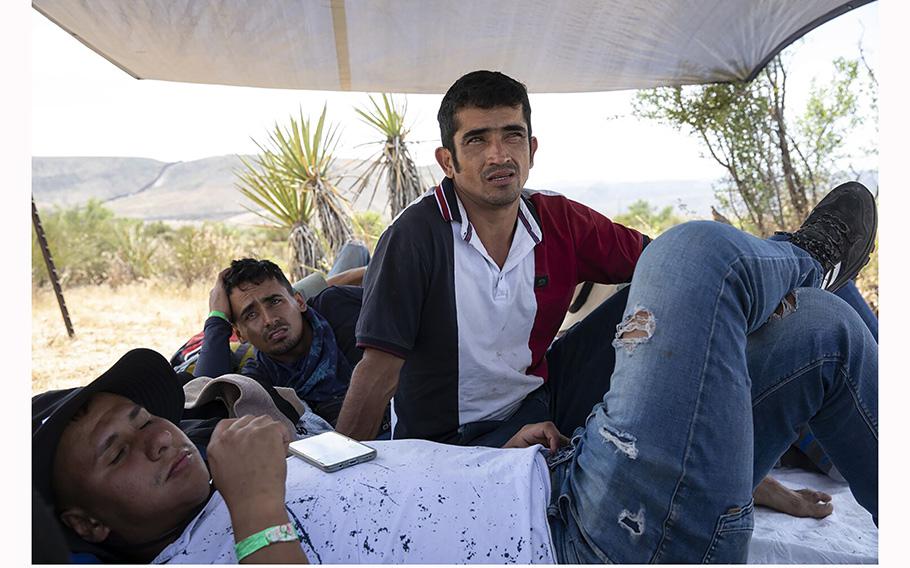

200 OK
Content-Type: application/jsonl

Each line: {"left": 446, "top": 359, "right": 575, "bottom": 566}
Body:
{"left": 32, "top": 197, "right": 75, "bottom": 337}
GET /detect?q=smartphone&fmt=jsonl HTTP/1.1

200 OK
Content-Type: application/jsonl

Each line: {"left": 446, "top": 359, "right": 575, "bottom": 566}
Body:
{"left": 288, "top": 431, "right": 377, "bottom": 473}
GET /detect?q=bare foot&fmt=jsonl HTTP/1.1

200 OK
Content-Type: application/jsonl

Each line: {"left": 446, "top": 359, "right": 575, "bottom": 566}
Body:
{"left": 753, "top": 475, "right": 834, "bottom": 519}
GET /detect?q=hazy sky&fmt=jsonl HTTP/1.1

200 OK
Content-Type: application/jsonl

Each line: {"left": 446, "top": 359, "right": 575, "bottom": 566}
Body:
{"left": 32, "top": 3, "right": 878, "bottom": 188}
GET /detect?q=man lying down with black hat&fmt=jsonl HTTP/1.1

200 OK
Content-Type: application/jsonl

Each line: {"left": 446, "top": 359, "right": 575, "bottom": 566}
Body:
{"left": 34, "top": 346, "right": 847, "bottom": 564}
{"left": 33, "top": 348, "right": 563, "bottom": 563}
{"left": 33, "top": 348, "right": 849, "bottom": 564}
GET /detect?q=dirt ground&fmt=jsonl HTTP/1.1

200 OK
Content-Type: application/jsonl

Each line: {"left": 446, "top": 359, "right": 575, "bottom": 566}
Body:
{"left": 31, "top": 280, "right": 211, "bottom": 393}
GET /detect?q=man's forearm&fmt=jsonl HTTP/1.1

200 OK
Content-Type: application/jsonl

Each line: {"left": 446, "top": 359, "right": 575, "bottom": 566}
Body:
{"left": 334, "top": 353, "right": 400, "bottom": 440}
{"left": 326, "top": 266, "right": 366, "bottom": 287}
{"left": 334, "top": 373, "right": 392, "bottom": 440}
{"left": 194, "top": 316, "right": 235, "bottom": 377}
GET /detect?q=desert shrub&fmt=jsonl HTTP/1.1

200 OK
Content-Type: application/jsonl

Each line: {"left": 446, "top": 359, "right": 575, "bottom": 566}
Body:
{"left": 105, "top": 222, "right": 162, "bottom": 287}
{"left": 161, "top": 223, "right": 291, "bottom": 287}
{"left": 352, "top": 211, "right": 387, "bottom": 252}
{"left": 235, "top": 105, "right": 354, "bottom": 281}
{"left": 633, "top": 55, "right": 871, "bottom": 237}
{"left": 32, "top": 200, "right": 126, "bottom": 286}
{"left": 229, "top": 225, "right": 289, "bottom": 266}
{"left": 164, "top": 224, "right": 238, "bottom": 287}
{"left": 32, "top": 202, "right": 292, "bottom": 289}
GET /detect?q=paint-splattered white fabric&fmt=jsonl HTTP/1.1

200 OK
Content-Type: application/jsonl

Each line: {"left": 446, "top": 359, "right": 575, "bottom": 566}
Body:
{"left": 153, "top": 440, "right": 556, "bottom": 564}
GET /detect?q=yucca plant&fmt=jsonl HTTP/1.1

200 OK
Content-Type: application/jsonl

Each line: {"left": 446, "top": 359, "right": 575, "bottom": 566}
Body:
{"left": 353, "top": 94, "right": 427, "bottom": 218}
{"left": 235, "top": 105, "right": 353, "bottom": 280}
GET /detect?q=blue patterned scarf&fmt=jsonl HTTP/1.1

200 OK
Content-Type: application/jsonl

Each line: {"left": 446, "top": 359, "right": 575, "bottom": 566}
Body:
{"left": 254, "top": 307, "right": 352, "bottom": 403}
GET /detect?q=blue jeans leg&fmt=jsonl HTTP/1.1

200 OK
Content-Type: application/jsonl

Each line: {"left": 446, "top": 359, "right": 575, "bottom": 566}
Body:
{"left": 834, "top": 280, "right": 878, "bottom": 341}
{"left": 328, "top": 240, "right": 370, "bottom": 276}
{"left": 747, "top": 287, "right": 878, "bottom": 521}
{"left": 548, "top": 221, "right": 867, "bottom": 563}
{"left": 768, "top": 233, "right": 877, "bottom": 341}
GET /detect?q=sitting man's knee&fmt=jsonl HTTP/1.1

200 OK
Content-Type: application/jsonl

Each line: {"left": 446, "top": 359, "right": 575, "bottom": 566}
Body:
{"left": 776, "top": 288, "right": 872, "bottom": 345}
{"left": 661, "top": 220, "right": 737, "bottom": 242}
{"left": 636, "top": 221, "right": 743, "bottom": 283}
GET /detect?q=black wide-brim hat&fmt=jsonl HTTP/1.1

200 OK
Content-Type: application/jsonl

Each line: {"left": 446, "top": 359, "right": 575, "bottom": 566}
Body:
{"left": 32, "top": 348, "right": 185, "bottom": 509}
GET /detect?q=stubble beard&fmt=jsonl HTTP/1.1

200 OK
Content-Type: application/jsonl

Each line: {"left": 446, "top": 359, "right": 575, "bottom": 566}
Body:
{"left": 264, "top": 333, "right": 303, "bottom": 358}
{"left": 484, "top": 184, "right": 523, "bottom": 208}
{"left": 261, "top": 321, "right": 304, "bottom": 358}
{"left": 478, "top": 162, "right": 524, "bottom": 208}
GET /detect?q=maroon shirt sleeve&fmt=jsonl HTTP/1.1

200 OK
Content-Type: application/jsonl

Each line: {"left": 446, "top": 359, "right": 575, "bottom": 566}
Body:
{"left": 564, "top": 197, "right": 644, "bottom": 284}
{"left": 524, "top": 193, "right": 646, "bottom": 381}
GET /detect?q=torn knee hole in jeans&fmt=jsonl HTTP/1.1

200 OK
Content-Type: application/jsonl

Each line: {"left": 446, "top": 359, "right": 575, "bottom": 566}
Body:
{"left": 618, "top": 507, "right": 645, "bottom": 536}
{"left": 771, "top": 291, "right": 798, "bottom": 321}
{"left": 598, "top": 426, "right": 639, "bottom": 459}
{"left": 611, "top": 307, "right": 655, "bottom": 354}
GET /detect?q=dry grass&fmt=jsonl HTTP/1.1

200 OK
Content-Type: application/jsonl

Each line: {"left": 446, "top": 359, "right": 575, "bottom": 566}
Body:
{"left": 32, "top": 280, "right": 211, "bottom": 393}
{"left": 855, "top": 245, "right": 878, "bottom": 316}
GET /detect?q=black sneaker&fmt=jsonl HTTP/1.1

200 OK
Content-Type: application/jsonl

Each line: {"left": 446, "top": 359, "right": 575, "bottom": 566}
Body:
{"left": 777, "top": 181, "right": 877, "bottom": 292}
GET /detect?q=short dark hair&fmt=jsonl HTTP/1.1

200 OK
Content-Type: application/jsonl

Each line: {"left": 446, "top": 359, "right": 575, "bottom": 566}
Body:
{"left": 222, "top": 258, "right": 295, "bottom": 304}
{"left": 437, "top": 70, "right": 532, "bottom": 170}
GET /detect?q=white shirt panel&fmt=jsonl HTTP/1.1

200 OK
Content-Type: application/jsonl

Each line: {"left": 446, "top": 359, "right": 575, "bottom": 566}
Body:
{"left": 453, "top": 196, "right": 543, "bottom": 425}
{"left": 154, "top": 441, "right": 555, "bottom": 564}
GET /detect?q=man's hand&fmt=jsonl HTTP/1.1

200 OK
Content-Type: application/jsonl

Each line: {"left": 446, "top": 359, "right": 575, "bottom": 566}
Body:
{"left": 753, "top": 475, "right": 834, "bottom": 519}
{"left": 502, "top": 421, "right": 569, "bottom": 453}
{"left": 207, "top": 417, "right": 309, "bottom": 564}
{"left": 207, "top": 415, "right": 291, "bottom": 513}
{"left": 209, "top": 267, "right": 233, "bottom": 320}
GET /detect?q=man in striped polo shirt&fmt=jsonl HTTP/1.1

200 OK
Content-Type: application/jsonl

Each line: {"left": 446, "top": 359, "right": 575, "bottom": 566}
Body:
{"left": 335, "top": 70, "right": 649, "bottom": 445}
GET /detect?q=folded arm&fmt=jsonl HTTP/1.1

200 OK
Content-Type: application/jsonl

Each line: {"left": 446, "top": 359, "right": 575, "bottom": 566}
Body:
{"left": 195, "top": 268, "right": 236, "bottom": 378}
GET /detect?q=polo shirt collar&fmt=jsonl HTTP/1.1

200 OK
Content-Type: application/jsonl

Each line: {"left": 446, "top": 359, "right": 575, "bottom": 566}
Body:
{"left": 434, "top": 177, "right": 543, "bottom": 245}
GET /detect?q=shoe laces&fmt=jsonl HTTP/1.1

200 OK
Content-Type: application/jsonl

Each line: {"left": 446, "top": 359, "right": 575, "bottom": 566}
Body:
{"left": 779, "top": 213, "right": 850, "bottom": 270}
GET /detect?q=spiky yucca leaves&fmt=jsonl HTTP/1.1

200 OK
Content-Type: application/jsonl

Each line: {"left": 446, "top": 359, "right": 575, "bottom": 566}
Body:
{"left": 354, "top": 94, "right": 426, "bottom": 218}
{"left": 235, "top": 105, "right": 353, "bottom": 279}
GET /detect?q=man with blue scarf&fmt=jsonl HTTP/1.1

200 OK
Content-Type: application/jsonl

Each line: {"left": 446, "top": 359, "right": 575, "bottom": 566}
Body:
{"left": 194, "top": 258, "right": 373, "bottom": 430}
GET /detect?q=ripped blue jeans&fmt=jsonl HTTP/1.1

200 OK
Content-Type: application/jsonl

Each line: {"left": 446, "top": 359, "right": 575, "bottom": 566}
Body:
{"left": 547, "top": 221, "right": 878, "bottom": 563}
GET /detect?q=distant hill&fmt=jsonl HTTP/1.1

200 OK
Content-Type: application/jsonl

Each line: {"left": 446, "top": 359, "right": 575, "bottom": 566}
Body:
{"left": 32, "top": 157, "right": 169, "bottom": 208}
{"left": 32, "top": 155, "right": 721, "bottom": 223}
{"left": 554, "top": 179, "right": 717, "bottom": 218}
{"left": 32, "top": 155, "right": 443, "bottom": 224}
{"left": 32, "top": 155, "right": 877, "bottom": 223}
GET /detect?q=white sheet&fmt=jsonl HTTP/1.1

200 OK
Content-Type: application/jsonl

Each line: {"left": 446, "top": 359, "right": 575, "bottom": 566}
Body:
{"left": 750, "top": 467, "right": 878, "bottom": 564}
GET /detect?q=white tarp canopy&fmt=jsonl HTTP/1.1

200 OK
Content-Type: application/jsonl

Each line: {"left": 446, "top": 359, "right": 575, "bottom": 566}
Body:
{"left": 33, "top": 0, "right": 872, "bottom": 93}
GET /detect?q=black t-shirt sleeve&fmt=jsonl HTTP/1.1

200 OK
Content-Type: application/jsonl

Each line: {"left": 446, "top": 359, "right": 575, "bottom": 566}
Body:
{"left": 355, "top": 219, "right": 431, "bottom": 358}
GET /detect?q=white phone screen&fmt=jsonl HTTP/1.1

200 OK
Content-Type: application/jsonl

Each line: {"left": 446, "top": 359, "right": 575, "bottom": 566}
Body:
{"left": 288, "top": 431, "right": 376, "bottom": 471}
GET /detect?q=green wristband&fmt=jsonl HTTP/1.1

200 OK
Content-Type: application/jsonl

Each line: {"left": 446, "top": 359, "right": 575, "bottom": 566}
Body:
{"left": 208, "top": 310, "right": 229, "bottom": 323}
{"left": 234, "top": 522, "right": 300, "bottom": 561}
